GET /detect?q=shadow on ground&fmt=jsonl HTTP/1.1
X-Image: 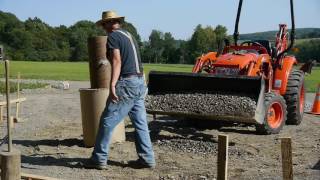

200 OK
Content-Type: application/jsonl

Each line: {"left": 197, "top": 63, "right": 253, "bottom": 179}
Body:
{"left": 313, "top": 160, "right": 320, "bottom": 170}
{"left": 21, "top": 155, "right": 154, "bottom": 169}
{"left": 126, "top": 116, "right": 218, "bottom": 143}
{"left": 126, "top": 115, "right": 257, "bottom": 142}
{"left": 17, "top": 115, "right": 260, "bottom": 169}
{"left": 13, "top": 138, "right": 85, "bottom": 148}
{"left": 20, "top": 155, "right": 125, "bottom": 169}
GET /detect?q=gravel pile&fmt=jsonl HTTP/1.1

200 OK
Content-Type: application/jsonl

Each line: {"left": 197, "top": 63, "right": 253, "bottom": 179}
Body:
{"left": 146, "top": 92, "right": 257, "bottom": 118}
{"left": 156, "top": 138, "right": 251, "bottom": 157}
{"left": 157, "top": 139, "right": 217, "bottom": 155}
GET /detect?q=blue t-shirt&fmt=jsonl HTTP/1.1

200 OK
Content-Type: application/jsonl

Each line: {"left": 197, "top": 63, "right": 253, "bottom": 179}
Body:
{"left": 107, "top": 29, "right": 143, "bottom": 76}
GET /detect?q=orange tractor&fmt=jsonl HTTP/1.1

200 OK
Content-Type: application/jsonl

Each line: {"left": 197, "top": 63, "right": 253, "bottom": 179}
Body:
{"left": 147, "top": 0, "right": 313, "bottom": 134}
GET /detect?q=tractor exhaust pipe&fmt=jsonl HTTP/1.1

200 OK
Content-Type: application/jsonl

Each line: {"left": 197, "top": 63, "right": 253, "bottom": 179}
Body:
{"left": 233, "top": 0, "right": 243, "bottom": 46}
{"left": 277, "top": 0, "right": 295, "bottom": 59}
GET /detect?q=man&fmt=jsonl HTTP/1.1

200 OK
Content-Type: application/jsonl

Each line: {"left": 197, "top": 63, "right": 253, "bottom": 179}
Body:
{"left": 85, "top": 11, "right": 155, "bottom": 170}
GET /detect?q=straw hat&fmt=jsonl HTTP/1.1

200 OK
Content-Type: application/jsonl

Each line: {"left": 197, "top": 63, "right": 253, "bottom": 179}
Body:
{"left": 96, "top": 11, "right": 125, "bottom": 26}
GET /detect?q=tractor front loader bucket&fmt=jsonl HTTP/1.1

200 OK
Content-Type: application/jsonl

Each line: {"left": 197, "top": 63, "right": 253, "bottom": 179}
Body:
{"left": 146, "top": 71, "right": 266, "bottom": 124}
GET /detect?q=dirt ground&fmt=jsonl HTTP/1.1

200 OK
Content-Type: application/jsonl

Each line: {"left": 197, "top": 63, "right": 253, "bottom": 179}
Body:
{"left": 0, "top": 81, "right": 319, "bottom": 180}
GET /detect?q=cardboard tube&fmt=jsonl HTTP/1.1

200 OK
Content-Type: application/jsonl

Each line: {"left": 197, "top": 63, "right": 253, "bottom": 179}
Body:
{"left": 87, "top": 36, "right": 112, "bottom": 89}
{"left": 79, "top": 88, "right": 125, "bottom": 147}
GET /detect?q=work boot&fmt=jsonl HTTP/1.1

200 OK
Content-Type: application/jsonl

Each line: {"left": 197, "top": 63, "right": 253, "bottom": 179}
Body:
{"left": 83, "top": 159, "right": 107, "bottom": 170}
{"left": 127, "top": 158, "right": 156, "bottom": 169}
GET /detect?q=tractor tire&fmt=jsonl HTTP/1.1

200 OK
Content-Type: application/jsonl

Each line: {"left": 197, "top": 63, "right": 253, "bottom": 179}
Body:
{"left": 284, "top": 69, "right": 305, "bottom": 125}
{"left": 256, "top": 92, "right": 287, "bottom": 134}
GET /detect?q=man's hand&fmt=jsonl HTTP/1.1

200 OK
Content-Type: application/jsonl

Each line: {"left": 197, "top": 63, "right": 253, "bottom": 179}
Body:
{"left": 110, "top": 86, "right": 119, "bottom": 103}
{"left": 110, "top": 48, "right": 121, "bottom": 103}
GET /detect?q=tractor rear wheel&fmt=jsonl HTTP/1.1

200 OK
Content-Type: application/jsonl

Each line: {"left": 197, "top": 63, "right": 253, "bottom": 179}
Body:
{"left": 284, "top": 69, "right": 305, "bottom": 125}
{"left": 256, "top": 92, "right": 287, "bottom": 134}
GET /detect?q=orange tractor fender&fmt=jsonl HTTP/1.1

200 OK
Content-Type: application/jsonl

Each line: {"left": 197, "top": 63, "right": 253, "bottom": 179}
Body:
{"left": 247, "top": 54, "right": 272, "bottom": 76}
{"left": 192, "top": 52, "right": 217, "bottom": 73}
{"left": 273, "top": 56, "right": 298, "bottom": 95}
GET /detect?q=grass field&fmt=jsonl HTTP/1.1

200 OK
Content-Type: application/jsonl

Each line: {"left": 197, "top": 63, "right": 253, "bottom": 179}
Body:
{"left": 0, "top": 61, "right": 318, "bottom": 92}
{"left": 0, "top": 81, "right": 48, "bottom": 93}
{"left": 0, "top": 61, "right": 193, "bottom": 81}
{"left": 305, "top": 66, "right": 320, "bottom": 92}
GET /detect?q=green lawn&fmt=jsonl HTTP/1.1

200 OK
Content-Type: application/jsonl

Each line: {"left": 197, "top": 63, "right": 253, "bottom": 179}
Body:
{"left": 0, "top": 61, "right": 90, "bottom": 81}
{"left": 0, "top": 61, "right": 193, "bottom": 81}
{"left": 0, "top": 61, "right": 318, "bottom": 92}
{"left": 305, "top": 66, "right": 320, "bottom": 92}
{"left": 0, "top": 81, "right": 48, "bottom": 93}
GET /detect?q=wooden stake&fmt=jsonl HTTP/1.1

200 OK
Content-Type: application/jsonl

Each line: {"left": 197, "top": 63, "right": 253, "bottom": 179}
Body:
{"left": 217, "top": 134, "right": 228, "bottom": 180}
{"left": 281, "top": 137, "right": 293, "bottom": 180}
{"left": 0, "top": 97, "right": 26, "bottom": 106}
{"left": 9, "top": 116, "right": 14, "bottom": 129}
{"left": 15, "top": 102, "right": 20, "bottom": 122}
{"left": 21, "top": 172, "right": 61, "bottom": 180}
{"left": 0, "top": 105, "right": 3, "bottom": 123}
{"left": 15, "top": 72, "right": 21, "bottom": 121}
{"left": 5, "top": 60, "right": 12, "bottom": 152}
{"left": 0, "top": 149, "right": 21, "bottom": 180}
{"left": 17, "top": 72, "right": 20, "bottom": 99}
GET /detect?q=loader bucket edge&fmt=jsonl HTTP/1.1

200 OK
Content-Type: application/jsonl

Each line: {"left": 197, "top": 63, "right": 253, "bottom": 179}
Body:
{"left": 147, "top": 110, "right": 257, "bottom": 124}
{"left": 254, "top": 78, "right": 265, "bottom": 124}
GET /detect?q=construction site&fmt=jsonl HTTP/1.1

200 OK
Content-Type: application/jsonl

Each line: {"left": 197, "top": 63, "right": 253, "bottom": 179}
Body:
{"left": 0, "top": 0, "right": 319, "bottom": 179}
{"left": 0, "top": 81, "right": 319, "bottom": 179}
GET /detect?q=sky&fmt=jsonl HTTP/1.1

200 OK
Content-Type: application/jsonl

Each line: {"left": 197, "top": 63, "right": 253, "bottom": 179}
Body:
{"left": 0, "top": 0, "right": 319, "bottom": 41}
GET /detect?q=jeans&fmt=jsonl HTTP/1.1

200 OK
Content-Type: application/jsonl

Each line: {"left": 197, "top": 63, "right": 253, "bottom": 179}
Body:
{"left": 91, "top": 76, "right": 155, "bottom": 166}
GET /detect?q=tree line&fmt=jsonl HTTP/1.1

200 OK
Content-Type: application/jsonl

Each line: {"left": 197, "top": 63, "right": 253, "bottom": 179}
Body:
{"left": 141, "top": 25, "right": 228, "bottom": 64}
{"left": 0, "top": 11, "right": 319, "bottom": 63}
{"left": 293, "top": 40, "right": 320, "bottom": 62}
{"left": 0, "top": 11, "right": 142, "bottom": 62}
{"left": 240, "top": 28, "right": 320, "bottom": 41}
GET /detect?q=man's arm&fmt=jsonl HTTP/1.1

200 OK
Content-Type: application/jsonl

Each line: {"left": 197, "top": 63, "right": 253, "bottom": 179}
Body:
{"left": 110, "top": 49, "right": 121, "bottom": 102}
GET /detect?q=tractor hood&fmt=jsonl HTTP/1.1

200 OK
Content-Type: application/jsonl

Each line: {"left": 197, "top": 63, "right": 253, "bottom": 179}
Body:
{"left": 214, "top": 53, "right": 258, "bottom": 69}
